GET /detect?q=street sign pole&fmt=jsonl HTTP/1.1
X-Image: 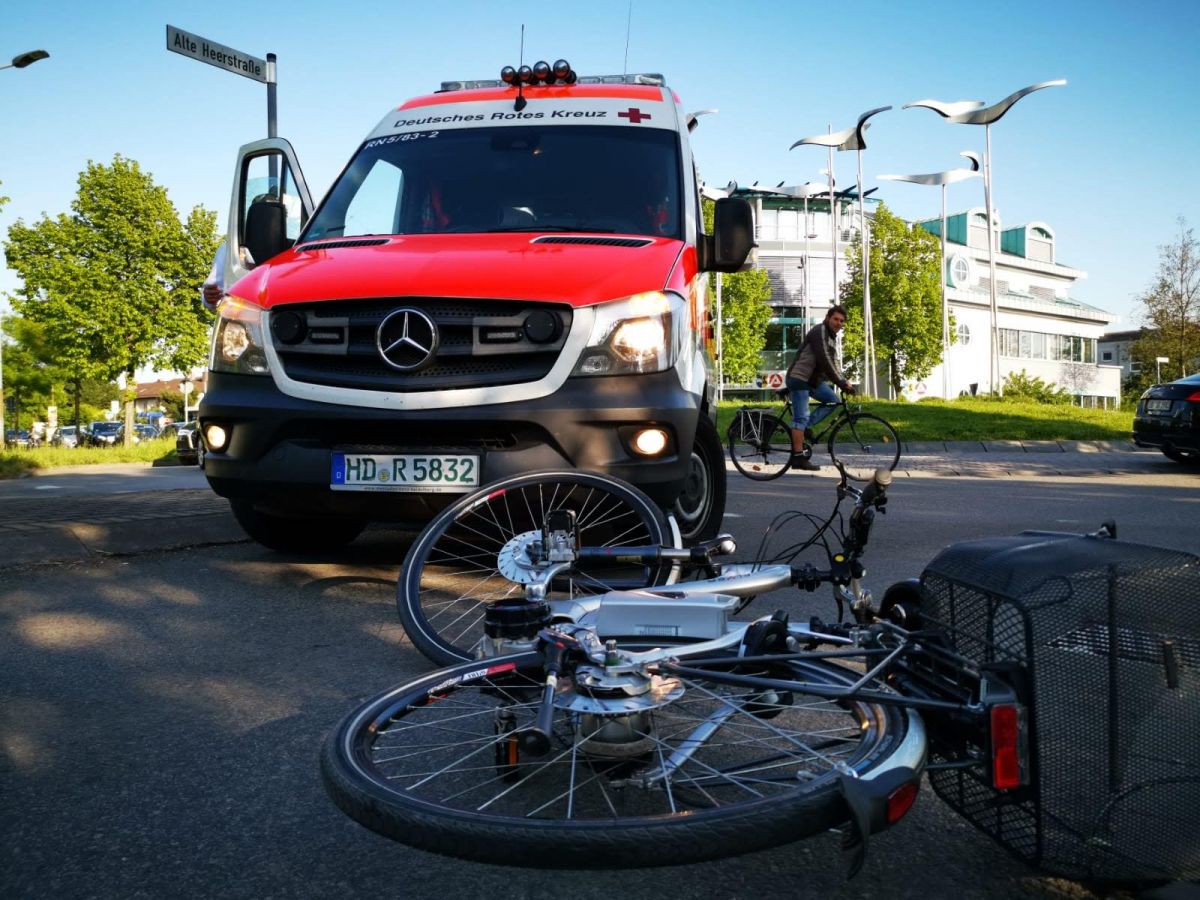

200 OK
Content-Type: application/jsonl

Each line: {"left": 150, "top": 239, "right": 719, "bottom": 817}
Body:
{"left": 166, "top": 25, "right": 275, "bottom": 150}
{"left": 266, "top": 53, "right": 278, "bottom": 183}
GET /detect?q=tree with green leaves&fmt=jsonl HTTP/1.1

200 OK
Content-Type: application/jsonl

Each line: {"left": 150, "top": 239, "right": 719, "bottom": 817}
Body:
{"left": 839, "top": 203, "right": 944, "bottom": 395}
{"left": 718, "top": 268, "right": 774, "bottom": 386}
{"left": 5, "top": 156, "right": 218, "bottom": 445}
{"left": 700, "top": 198, "right": 773, "bottom": 386}
{"left": 1129, "top": 218, "right": 1199, "bottom": 390}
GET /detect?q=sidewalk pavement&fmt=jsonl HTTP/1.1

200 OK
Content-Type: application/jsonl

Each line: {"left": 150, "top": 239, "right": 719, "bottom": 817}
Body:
{"left": 0, "top": 489, "right": 246, "bottom": 570}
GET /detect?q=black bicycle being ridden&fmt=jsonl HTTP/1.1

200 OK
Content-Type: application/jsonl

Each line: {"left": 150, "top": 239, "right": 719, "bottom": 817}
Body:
{"left": 728, "top": 388, "right": 900, "bottom": 482}
{"left": 321, "top": 463, "right": 1200, "bottom": 883}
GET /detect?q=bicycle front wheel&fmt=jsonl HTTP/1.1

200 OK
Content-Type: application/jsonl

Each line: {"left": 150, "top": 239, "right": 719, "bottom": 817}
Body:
{"left": 321, "top": 650, "right": 910, "bottom": 868}
{"left": 397, "top": 471, "right": 674, "bottom": 665}
{"left": 728, "top": 410, "right": 792, "bottom": 481}
{"left": 827, "top": 413, "right": 901, "bottom": 482}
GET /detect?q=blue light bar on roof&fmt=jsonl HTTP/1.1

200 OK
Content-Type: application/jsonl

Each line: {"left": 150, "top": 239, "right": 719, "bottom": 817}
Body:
{"left": 439, "top": 73, "right": 665, "bottom": 92}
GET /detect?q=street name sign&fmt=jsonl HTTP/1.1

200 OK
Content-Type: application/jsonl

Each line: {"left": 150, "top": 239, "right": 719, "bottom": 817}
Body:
{"left": 166, "top": 25, "right": 269, "bottom": 84}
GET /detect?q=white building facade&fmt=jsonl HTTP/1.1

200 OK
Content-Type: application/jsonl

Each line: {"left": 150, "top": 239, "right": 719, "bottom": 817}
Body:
{"left": 746, "top": 190, "right": 1122, "bottom": 405}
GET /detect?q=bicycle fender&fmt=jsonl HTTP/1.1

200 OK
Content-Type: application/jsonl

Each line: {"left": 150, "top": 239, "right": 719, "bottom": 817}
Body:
{"left": 838, "top": 766, "right": 921, "bottom": 879}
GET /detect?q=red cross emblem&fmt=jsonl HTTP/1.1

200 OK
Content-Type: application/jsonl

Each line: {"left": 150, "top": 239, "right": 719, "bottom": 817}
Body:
{"left": 618, "top": 107, "right": 652, "bottom": 124}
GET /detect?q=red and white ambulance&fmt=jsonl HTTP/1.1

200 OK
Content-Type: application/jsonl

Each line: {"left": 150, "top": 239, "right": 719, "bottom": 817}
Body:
{"left": 201, "top": 62, "right": 754, "bottom": 552}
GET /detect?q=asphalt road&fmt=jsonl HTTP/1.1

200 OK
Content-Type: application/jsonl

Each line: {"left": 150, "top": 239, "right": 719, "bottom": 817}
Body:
{"left": 2, "top": 456, "right": 1198, "bottom": 899}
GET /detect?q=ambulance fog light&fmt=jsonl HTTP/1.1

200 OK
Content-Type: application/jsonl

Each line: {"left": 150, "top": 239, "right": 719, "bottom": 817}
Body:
{"left": 203, "top": 423, "right": 230, "bottom": 453}
{"left": 577, "top": 354, "right": 612, "bottom": 376}
{"left": 632, "top": 428, "right": 669, "bottom": 456}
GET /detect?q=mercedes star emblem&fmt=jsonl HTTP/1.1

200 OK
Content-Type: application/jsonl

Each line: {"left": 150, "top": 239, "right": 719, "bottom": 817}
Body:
{"left": 376, "top": 308, "right": 439, "bottom": 371}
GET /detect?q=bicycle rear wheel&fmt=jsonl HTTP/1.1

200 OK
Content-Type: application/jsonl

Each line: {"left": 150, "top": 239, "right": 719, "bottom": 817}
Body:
{"left": 321, "top": 650, "right": 910, "bottom": 868}
{"left": 397, "top": 471, "right": 674, "bottom": 666}
{"left": 727, "top": 410, "right": 792, "bottom": 481}
{"left": 827, "top": 413, "right": 901, "bottom": 482}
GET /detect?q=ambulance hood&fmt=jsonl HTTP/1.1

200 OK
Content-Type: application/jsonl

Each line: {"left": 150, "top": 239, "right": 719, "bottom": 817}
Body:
{"left": 229, "top": 233, "right": 686, "bottom": 309}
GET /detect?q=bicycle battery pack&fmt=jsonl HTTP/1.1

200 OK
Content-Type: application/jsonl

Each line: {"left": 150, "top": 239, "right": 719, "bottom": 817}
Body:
{"left": 590, "top": 591, "right": 739, "bottom": 641}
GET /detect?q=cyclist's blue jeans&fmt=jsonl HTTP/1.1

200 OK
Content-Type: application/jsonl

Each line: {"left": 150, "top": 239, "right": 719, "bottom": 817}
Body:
{"left": 787, "top": 378, "right": 838, "bottom": 432}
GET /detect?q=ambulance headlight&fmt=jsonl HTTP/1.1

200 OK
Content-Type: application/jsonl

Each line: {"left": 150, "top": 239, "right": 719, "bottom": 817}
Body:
{"left": 573, "top": 291, "right": 684, "bottom": 377}
{"left": 211, "top": 295, "right": 271, "bottom": 375}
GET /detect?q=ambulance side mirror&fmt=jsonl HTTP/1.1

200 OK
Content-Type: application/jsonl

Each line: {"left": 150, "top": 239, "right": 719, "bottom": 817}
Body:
{"left": 244, "top": 199, "right": 292, "bottom": 268}
{"left": 701, "top": 198, "right": 756, "bottom": 273}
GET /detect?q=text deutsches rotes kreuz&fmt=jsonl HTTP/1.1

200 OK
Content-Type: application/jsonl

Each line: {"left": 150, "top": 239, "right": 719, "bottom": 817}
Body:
{"left": 393, "top": 110, "right": 609, "bottom": 128}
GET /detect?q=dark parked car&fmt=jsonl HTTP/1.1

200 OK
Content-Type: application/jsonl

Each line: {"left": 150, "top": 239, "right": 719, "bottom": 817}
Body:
{"left": 1133, "top": 372, "right": 1200, "bottom": 462}
{"left": 85, "top": 421, "right": 122, "bottom": 447}
{"left": 128, "top": 423, "right": 160, "bottom": 443}
{"left": 5, "top": 429, "right": 34, "bottom": 449}
{"left": 175, "top": 421, "right": 204, "bottom": 467}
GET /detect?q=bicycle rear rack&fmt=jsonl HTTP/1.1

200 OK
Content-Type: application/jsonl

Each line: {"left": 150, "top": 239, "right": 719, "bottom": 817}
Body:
{"left": 918, "top": 530, "right": 1200, "bottom": 884}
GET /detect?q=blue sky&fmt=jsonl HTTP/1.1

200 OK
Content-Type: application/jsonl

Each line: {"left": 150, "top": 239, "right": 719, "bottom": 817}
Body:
{"left": 2, "top": 0, "right": 1198, "bottom": 329}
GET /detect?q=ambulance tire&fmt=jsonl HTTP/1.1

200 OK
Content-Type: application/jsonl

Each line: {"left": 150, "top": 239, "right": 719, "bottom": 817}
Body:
{"left": 230, "top": 501, "right": 366, "bottom": 554}
{"left": 671, "top": 415, "right": 727, "bottom": 545}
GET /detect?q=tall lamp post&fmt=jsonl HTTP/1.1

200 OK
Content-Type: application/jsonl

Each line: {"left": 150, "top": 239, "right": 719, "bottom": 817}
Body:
{"left": 1, "top": 48, "right": 50, "bottom": 450}
{"left": 904, "top": 80, "right": 1066, "bottom": 396}
{"left": 779, "top": 181, "right": 831, "bottom": 327}
{"left": 879, "top": 152, "right": 981, "bottom": 399}
{"left": 791, "top": 107, "right": 890, "bottom": 397}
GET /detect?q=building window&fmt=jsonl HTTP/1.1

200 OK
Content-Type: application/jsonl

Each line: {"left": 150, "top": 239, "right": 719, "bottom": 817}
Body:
{"left": 957, "top": 323, "right": 971, "bottom": 346}
{"left": 998, "top": 328, "right": 1097, "bottom": 362}
{"left": 1102, "top": 350, "right": 1113, "bottom": 361}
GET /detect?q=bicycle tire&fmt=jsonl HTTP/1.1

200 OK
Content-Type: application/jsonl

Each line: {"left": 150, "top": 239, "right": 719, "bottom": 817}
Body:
{"left": 827, "top": 413, "right": 901, "bottom": 482}
{"left": 728, "top": 410, "right": 792, "bottom": 481}
{"left": 320, "top": 650, "right": 911, "bottom": 868}
{"left": 397, "top": 471, "right": 674, "bottom": 666}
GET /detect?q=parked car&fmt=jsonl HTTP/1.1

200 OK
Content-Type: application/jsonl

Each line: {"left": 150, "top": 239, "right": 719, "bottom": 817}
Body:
{"left": 52, "top": 425, "right": 80, "bottom": 448}
{"left": 4, "top": 429, "right": 34, "bottom": 449}
{"left": 175, "top": 421, "right": 204, "bottom": 467}
{"left": 85, "top": 421, "right": 122, "bottom": 447}
{"left": 1133, "top": 372, "right": 1200, "bottom": 462}
{"left": 128, "top": 423, "right": 159, "bottom": 443}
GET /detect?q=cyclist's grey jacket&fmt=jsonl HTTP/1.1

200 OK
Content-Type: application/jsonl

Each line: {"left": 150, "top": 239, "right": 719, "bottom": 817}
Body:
{"left": 786, "top": 323, "right": 849, "bottom": 390}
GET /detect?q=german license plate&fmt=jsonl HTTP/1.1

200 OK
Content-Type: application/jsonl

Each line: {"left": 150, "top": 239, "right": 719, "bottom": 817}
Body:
{"left": 1146, "top": 399, "right": 1173, "bottom": 412}
{"left": 330, "top": 452, "right": 480, "bottom": 493}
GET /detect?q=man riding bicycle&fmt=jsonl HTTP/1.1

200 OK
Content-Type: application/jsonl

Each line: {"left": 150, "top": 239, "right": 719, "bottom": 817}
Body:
{"left": 785, "top": 304, "right": 855, "bottom": 471}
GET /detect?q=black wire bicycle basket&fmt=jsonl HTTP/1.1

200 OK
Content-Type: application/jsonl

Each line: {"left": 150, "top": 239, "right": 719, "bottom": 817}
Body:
{"left": 917, "top": 530, "right": 1200, "bottom": 883}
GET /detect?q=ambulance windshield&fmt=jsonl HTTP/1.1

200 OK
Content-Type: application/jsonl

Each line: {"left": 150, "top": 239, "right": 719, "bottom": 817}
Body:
{"left": 303, "top": 125, "right": 682, "bottom": 241}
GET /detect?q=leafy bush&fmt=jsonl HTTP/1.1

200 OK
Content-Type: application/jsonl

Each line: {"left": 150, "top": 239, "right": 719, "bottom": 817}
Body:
{"left": 1001, "top": 369, "right": 1071, "bottom": 404}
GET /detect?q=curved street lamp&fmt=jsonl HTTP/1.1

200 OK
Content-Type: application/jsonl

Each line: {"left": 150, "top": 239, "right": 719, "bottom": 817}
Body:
{"left": 791, "top": 106, "right": 891, "bottom": 396}
{"left": 904, "top": 79, "right": 1066, "bottom": 396}
{"left": 778, "top": 181, "right": 830, "bottom": 324}
{"left": 0, "top": 47, "right": 50, "bottom": 449}
{"left": 1, "top": 49, "right": 49, "bottom": 71}
{"left": 879, "top": 152, "right": 982, "bottom": 399}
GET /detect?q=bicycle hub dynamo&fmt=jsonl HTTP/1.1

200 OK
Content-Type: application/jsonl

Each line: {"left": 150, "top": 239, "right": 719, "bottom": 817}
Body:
{"left": 558, "top": 665, "right": 685, "bottom": 758}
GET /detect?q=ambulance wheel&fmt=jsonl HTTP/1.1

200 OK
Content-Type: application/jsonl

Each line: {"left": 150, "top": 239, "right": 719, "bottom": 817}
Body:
{"left": 672, "top": 416, "right": 727, "bottom": 544}
{"left": 230, "top": 501, "right": 366, "bottom": 554}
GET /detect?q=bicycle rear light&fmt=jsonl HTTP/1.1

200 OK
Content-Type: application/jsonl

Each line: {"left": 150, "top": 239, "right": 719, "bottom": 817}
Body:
{"left": 990, "top": 703, "right": 1029, "bottom": 790}
{"left": 886, "top": 782, "right": 919, "bottom": 824}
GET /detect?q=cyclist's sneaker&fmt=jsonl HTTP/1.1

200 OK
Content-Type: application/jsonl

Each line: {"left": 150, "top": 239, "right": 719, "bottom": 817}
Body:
{"left": 792, "top": 453, "right": 820, "bottom": 471}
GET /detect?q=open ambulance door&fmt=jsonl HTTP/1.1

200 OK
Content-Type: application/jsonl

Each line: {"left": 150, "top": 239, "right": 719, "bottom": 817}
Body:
{"left": 224, "top": 138, "right": 314, "bottom": 289}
